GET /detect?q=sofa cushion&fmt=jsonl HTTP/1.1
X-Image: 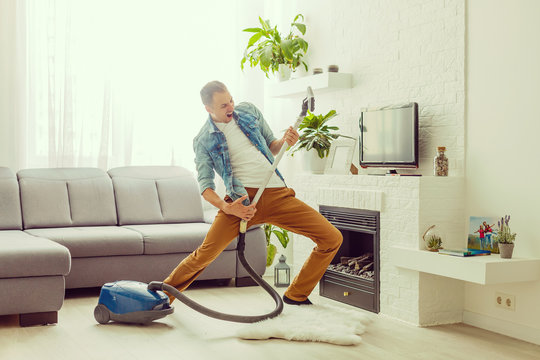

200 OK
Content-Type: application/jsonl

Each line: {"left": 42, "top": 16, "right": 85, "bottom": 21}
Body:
{"left": 0, "top": 168, "right": 23, "bottom": 230}
{"left": 17, "top": 168, "right": 118, "bottom": 229}
{"left": 0, "top": 230, "right": 71, "bottom": 278}
{"left": 108, "top": 166, "right": 204, "bottom": 225}
{"left": 124, "top": 223, "right": 238, "bottom": 255}
{"left": 24, "top": 226, "right": 143, "bottom": 258}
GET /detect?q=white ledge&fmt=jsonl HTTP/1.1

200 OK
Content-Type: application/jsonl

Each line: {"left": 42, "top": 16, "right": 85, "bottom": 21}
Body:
{"left": 390, "top": 246, "right": 540, "bottom": 285}
{"left": 269, "top": 72, "right": 353, "bottom": 98}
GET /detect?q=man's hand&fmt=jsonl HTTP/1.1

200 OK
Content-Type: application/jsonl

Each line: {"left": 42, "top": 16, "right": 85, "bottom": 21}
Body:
{"left": 282, "top": 126, "right": 299, "bottom": 147}
{"left": 221, "top": 195, "right": 257, "bottom": 221}
{"left": 269, "top": 127, "right": 300, "bottom": 155}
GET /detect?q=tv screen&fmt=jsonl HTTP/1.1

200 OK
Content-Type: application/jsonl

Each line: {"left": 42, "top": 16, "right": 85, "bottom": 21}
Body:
{"left": 359, "top": 102, "right": 418, "bottom": 169}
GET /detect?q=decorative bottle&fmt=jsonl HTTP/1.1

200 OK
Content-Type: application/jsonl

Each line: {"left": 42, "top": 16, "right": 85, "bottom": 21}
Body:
{"left": 434, "top": 146, "right": 448, "bottom": 176}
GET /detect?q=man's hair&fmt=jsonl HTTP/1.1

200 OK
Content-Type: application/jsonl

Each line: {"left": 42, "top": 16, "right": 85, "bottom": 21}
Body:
{"left": 200, "top": 81, "right": 228, "bottom": 106}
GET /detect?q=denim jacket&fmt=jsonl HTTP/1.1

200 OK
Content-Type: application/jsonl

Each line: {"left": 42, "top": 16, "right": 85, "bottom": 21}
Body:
{"left": 193, "top": 102, "right": 286, "bottom": 205}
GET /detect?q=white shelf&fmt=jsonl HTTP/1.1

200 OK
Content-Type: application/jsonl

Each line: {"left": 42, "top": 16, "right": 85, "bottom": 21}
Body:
{"left": 390, "top": 246, "right": 540, "bottom": 285}
{"left": 269, "top": 72, "right": 353, "bottom": 98}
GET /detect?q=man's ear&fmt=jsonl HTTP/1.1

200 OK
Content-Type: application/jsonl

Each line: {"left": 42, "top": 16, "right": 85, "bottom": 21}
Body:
{"left": 204, "top": 105, "right": 212, "bottom": 114}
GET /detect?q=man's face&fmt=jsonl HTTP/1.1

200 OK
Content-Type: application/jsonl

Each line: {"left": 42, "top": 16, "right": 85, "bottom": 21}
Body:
{"left": 206, "top": 91, "right": 235, "bottom": 123}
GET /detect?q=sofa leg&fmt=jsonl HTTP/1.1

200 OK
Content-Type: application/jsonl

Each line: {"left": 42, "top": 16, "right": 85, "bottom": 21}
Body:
{"left": 235, "top": 276, "right": 258, "bottom": 287}
{"left": 19, "top": 311, "right": 58, "bottom": 327}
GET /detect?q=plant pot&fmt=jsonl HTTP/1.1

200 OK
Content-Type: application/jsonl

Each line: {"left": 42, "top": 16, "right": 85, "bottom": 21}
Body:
{"left": 276, "top": 64, "right": 291, "bottom": 82}
{"left": 303, "top": 150, "right": 327, "bottom": 174}
{"left": 498, "top": 243, "right": 514, "bottom": 259}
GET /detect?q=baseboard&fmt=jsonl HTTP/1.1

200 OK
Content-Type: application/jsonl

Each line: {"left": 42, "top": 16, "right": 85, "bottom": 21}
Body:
{"left": 463, "top": 310, "right": 540, "bottom": 345}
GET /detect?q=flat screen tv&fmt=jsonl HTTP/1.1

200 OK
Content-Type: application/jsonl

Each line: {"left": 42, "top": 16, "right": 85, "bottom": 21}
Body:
{"left": 359, "top": 102, "right": 418, "bottom": 173}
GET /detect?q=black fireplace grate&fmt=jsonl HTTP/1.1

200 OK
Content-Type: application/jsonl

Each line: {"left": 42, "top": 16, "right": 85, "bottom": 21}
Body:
{"left": 319, "top": 208, "right": 378, "bottom": 233}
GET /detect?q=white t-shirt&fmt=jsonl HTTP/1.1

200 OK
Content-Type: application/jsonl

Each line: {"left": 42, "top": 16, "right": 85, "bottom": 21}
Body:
{"left": 214, "top": 120, "right": 285, "bottom": 188}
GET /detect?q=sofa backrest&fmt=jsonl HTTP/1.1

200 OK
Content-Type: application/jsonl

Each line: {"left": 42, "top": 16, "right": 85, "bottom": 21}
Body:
{"left": 108, "top": 166, "right": 204, "bottom": 225}
{"left": 0, "top": 167, "right": 23, "bottom": 230}
{"left": 17, "top": 168, "right": 118, "bottom": 229}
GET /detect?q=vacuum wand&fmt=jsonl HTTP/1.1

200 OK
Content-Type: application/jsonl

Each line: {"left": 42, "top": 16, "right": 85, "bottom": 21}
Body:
{"left": 239, "top": 86, "right": 315, "bottom": 233}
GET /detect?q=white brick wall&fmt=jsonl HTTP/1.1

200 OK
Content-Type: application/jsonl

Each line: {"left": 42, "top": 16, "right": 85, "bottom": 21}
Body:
{"left": 291, "top": 174, "right": 465, "bottom": 325}
{"left": 266, "top": 0, "right": 465, "bottom": 177}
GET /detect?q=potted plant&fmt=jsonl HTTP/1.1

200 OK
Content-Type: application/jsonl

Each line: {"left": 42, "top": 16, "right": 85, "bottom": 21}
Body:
{"left": 290, "top": 110, "right": 355, "bottom": 173}
{"left": 265, "top": 224, "right": 290, "bottom": 267}
{"left": 494, "top": 215, "right": 516, "bottom": 259}
{"left": 240, "top": 14, "right": 308, "bottom": 80}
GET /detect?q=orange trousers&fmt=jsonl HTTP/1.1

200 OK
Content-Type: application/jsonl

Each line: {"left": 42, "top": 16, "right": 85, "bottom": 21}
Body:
{"left": 163, "top": 187, "right": 343, "bottom": 302}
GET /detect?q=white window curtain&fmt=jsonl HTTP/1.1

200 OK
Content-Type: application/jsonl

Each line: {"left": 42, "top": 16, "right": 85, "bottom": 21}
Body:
{"left": 19, "top": 0, "right": 263, "bottom": 171}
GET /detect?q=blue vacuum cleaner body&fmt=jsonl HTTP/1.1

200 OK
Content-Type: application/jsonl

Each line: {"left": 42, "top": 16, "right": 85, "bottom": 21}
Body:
{"left": 94, "top": 280, "right": 173, "bottom": 324}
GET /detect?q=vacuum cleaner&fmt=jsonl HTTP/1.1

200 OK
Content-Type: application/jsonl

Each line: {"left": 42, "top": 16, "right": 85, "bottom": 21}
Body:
{"left": 94, "top": 86, "right": 315, "bottom": 325}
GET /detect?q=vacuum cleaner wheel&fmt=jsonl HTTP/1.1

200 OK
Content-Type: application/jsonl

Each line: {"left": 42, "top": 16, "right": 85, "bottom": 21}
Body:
{"left": 94, "top": 304, "right": 111, "bottom": 324}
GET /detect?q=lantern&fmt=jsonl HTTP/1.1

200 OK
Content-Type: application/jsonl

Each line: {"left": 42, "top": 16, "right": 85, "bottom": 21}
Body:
{"left": 274, "top": 254, "right": 290, "bottom": 287}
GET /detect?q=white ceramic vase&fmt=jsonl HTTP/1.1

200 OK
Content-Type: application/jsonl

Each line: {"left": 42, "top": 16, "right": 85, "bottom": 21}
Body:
{"left": 304, "top": 149, "right": 327, "bottom": 174}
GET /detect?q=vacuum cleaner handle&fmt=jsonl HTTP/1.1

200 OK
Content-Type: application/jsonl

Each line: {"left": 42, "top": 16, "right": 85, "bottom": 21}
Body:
{"left": 239, "top": 86, "right": 314, "bottom": 234}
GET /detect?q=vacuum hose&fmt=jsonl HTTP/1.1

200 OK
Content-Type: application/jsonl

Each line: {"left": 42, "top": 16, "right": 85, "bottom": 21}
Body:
{"left": 148, "top": 86, "right": 315, "bottom": 323}
{"left": 148, "top": 234, "right": 282, "bottom": 323}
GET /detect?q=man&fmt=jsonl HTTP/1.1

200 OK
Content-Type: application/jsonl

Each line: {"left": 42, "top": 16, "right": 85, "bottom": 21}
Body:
{"left": 163, "top": 81, "right": 342, "bottom": 306}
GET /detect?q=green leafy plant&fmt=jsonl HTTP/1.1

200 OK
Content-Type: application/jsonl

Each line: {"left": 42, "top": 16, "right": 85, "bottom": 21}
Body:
{"left": 494, "top": 215, "right": 517, "bottom": 244}
{"left": 264, "top": 224, "right": 290, "bottom": 267}
{"left": 290, "top": 110, "right": 355, "bottom": 159}
{"left": 240, "top": 14, "right": 308, "bottom": 78}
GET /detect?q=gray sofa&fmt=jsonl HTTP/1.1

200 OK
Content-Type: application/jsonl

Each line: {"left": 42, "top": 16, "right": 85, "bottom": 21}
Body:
{"left": 0, "top": 166, "right": 265, "bottom": 326}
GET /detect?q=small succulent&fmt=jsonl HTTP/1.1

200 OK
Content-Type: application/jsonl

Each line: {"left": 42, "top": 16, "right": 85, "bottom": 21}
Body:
{"left": 495, "top": 215, "right": 517, "bottom": 244}
{"left": 426, "top": 234, "right": 443, "bottom": 250}
{"left": 423, "top": 225, "right": 443, "bottom": 250}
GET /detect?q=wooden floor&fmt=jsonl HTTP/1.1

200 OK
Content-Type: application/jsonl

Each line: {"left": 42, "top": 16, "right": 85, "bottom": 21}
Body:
{"left": 1, "top": 278, "right": 538, "bottom": 360}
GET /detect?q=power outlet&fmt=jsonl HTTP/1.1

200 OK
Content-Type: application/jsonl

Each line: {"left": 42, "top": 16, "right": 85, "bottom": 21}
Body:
{"left": 495, "top": 292, "right": 515, "bottom": 311}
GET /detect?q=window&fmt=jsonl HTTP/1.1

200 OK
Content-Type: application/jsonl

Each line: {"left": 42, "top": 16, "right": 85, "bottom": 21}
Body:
{"left": 22, "top": 0, "right": 262, "bottom": 171}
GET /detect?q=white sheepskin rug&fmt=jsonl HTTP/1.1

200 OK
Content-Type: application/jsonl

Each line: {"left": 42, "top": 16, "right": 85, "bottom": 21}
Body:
{"left": 236, "top": 303, "right": 372, "bottom": 345}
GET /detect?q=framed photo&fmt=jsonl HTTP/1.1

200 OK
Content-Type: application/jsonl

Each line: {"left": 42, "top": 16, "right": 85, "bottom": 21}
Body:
{"left": 468, "top": 216, "right": 499, "bottom": 253}
{"left": 324, "top": 138, "right": 357, "bottom": 175}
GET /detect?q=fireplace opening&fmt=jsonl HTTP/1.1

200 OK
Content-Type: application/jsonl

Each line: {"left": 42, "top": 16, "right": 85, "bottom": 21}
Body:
{"left": 319, "top": 205, "right": 380, "bottom": 313}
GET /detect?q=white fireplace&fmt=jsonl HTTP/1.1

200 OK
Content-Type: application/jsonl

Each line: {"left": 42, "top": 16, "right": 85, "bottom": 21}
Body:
{"left": 291, "top": 173, "right": 466, "bottom": 326}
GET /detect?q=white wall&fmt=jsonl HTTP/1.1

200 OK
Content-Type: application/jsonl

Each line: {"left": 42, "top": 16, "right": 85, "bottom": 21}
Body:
{"left": 465, "top": 0, "right": 540, "bottom": 343}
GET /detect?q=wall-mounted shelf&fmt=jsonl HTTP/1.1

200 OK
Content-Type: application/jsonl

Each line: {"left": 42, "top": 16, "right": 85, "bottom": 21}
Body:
{"left": 269, "top": 72, "right": 353, "bottom": 98}
{"left": 390, "top": 246, "right": 540, "bottom": 285}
